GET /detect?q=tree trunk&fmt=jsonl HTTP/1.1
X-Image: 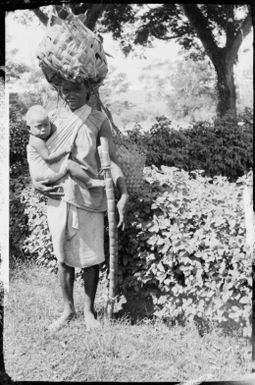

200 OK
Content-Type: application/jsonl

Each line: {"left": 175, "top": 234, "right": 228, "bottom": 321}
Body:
{"left": 214, "top": 56, "right": 236, "bottom": 118}
{"left": 181, "top": 4, "right": 252, "bottom": 119}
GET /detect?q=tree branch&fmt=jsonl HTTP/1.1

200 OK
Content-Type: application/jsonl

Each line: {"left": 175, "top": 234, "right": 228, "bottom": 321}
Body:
{"left": 226, "top": 5, "right": 235, "bottom": 44}
{"left": 182, "top": 4, "right": 221, "bottom": 61}
{"left": 33, "top": 8, "right": 48, "bottom": 26}
{"left": 84, "top": 3, "right": 108, "bottom": 30}
{"left": 227, "top": 9, "right": 252, "bottom": 62}
{"left": 151, "top": 28, "right": 188, "bottom": 41}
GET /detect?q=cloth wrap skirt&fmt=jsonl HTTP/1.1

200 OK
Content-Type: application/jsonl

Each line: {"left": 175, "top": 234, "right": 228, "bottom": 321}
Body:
{"left": 47, "top": 197, "right": 105, "bottom": 268}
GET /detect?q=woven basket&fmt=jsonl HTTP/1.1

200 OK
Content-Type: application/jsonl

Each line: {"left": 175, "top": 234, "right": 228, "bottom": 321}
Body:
{"left": 37, "top": 12, "right": 108, "bottom": 86}
{"left": 91, "top": 90, "right": 146, "bottom": 196}
{"left": 113, "top": 134, "right": 146, "bottom": 196}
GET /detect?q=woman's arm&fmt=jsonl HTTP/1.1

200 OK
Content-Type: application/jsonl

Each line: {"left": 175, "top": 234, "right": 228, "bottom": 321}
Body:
{"left": 99, "top": 118, "right": 129, "bottom": 230}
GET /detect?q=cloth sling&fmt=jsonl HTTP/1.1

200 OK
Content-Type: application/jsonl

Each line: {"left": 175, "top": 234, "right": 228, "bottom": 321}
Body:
{"left": 27, "top": 105, "right": 92, "bottom": 182}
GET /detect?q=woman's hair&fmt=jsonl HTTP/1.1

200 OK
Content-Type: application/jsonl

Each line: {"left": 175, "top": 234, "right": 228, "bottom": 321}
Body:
{"left": 83, "top": 80, "right": 91, "bottom": 101}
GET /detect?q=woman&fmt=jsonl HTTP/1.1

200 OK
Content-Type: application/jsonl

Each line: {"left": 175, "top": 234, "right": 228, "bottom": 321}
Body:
{"left": 33, "top": 80, "right": 129, "bottom": 331}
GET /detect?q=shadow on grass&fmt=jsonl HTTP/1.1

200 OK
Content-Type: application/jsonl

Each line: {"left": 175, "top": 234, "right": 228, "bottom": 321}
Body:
{"left": 114, "top": 288, "right": 154, "bottom": 324}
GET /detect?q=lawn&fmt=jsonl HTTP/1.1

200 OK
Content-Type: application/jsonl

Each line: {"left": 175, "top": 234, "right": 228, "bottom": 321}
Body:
{"left": 4, "top": 261, "right": 252, "bottom": 382}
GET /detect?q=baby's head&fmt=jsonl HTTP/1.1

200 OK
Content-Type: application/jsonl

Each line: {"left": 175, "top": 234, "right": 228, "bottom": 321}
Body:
{"left": 25, "top": 105, "right": 51, "bottom": 140}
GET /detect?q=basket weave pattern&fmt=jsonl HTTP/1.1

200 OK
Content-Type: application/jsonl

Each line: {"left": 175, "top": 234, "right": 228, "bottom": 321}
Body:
{"left": 37, "top": 14, "right": 108, "bottom": 85}
{"left": 113, "top": 134, "right": 146, "bottom": 196}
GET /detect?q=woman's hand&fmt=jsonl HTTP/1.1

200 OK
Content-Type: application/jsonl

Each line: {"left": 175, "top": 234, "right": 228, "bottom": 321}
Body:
{"left": 116, "top": 193, "right": 129, "bottom": 231}
{"left": 33, "top": 179, "right": 53, "bottom": 192}
{"left": 32, "top": 179, "right": 64, "bottom": 198}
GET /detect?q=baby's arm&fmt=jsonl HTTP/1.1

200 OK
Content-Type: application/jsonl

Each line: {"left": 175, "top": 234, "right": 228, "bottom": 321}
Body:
{"left": 30, "top": 136, "right": 70, "bottom": 164}
{"left": 66, "top": 159, "right": 105, "bottom": 188}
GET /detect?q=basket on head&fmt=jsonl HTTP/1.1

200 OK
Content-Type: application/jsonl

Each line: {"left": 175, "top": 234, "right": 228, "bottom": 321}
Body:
{"left": 37, "top": 11, "right": 108, "bottom": 87}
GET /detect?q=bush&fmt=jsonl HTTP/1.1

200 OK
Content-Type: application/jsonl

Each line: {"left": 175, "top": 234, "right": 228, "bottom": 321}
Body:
{"left": 21, "top": 184, "right": 57, "bottom": 271}
{"left": 9, "top": 172, "right": 30, "bottom": 263}
{"left": 127, "top": 109, "right": 253, "bottom": 181}
{"left": 9, "top": 93, "right": 29, "bottom": 168}
{"left": 11, "top": 164, "right": 252, "bottom": 336}
{"left": 117, "top": 166, "right": 252, "bottom": 336}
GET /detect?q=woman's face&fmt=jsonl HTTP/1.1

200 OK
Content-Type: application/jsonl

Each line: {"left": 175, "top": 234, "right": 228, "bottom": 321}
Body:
{"left": 61, "top": 81, "right": 89, "bottom": 111}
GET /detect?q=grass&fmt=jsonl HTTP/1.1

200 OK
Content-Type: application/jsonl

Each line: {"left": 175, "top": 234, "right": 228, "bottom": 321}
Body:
{"left": 4, "top": 260, "right": 252, "bottom": 382}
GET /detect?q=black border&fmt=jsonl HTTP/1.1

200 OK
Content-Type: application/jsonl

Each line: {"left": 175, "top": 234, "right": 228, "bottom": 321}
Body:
{"left": 1, "top": 1, "right": 255, "bottom": 384}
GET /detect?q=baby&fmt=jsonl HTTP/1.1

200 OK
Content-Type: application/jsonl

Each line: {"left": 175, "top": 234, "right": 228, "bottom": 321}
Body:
{"left": 26, "top": 105, "right": 105, "bottom": 190}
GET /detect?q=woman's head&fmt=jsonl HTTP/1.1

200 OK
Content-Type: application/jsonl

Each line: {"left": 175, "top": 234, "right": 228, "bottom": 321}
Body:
{"left": 60, "top": 80, "right": 90, "bottom": 111}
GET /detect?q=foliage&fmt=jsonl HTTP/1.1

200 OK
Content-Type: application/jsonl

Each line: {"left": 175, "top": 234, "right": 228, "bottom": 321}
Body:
{"left": 9, "top": 93, "right": 29, "bottom": 167}
{"left": 117, "top": 166, "right": 252, "bottom": 336}
{"left": 128, "top": 4, "right": 251, "bottom": 54}
{"left": 10, "top": 160, "right": 252, "bottom": 337}
{"left": 127, "top": 109, "right": 253, "bottom": 181}
{"left": 103, "top": 3, "right": 251, "bottom": 116}
{"left": 21, "top": 185, "right": 56, "bottom": 271}
{"left": 166, "top": 58, "right": 217, "bottom": 120}
{"left": 9, "top": 172, "right": 30, "bottom": 262}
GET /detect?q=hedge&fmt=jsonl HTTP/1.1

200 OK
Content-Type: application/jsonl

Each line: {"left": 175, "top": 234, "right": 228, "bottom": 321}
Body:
{"left": 128, "top": 108, "right": 253, "bottom": 181}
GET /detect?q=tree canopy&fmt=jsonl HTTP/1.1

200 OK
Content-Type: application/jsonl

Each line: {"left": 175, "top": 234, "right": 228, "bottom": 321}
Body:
{"left": 28, "top": 3, "right": 252, "bottom": 117}
{"left": 6, "top": 2, "right": 253, "bottom": 119}
{"left": 109, "top": 4, "right": 252, "bottom": 117}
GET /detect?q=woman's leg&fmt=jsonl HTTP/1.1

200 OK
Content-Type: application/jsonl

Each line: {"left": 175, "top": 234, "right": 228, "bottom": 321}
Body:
{"left": 48, "top": 262, "right": 76, "bottom": 332}
{"left": 82, "top": 264, "right": 101, "bottom": 329}
{"left": 47, "top": 199, "right": 76, "bottom": 331}
{"left": 59, "top": 262, "right": 76, "bottom": 315}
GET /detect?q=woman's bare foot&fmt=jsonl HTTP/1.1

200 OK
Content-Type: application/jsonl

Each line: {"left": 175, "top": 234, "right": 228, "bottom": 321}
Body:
{"left": 84, "top": 310, "right": 101, "bottom": 330}
{"left": 47, "top": 311, "right": 76, "bottom": 333}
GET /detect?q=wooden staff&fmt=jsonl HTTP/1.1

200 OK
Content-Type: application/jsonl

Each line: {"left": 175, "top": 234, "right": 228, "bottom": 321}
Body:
{"left": 98, "top": 137, "right": 118, "bottom": 319}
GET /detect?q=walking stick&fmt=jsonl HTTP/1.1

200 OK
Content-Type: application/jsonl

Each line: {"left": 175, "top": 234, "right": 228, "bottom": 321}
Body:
{"left": 98, "top": 137, "right": 118, "bottom": 319}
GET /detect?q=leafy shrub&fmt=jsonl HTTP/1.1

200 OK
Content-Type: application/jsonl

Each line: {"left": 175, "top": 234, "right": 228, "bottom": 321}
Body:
{"left": 127, "top": 108, "right": 253, "bottom": 181}
{"left": 11, "top": 164, "right": 252, "bottom": 337}
{"left": 9, "top": 93, "right": 30, "bottom": 262}
{"left": 117, "top": 166, "right": 252, "bottom": 336}
{"left": 9, "top": 172, "right": 30, "bottom": 263}
{"left": 21, "top": 184, "right": 57, "bottom": 271}
{"left": 9, "top": 93, "right": 29, "bottom": 168}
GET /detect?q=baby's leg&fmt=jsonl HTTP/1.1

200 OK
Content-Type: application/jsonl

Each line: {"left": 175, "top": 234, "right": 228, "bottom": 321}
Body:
{"left": 66, "top": 160, "right": 105, "bottom": 188}
{"left": 42, "top": 164, "right": 67, "bottom": 184}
